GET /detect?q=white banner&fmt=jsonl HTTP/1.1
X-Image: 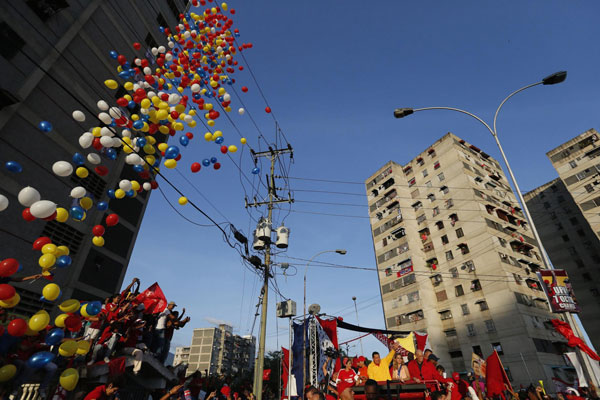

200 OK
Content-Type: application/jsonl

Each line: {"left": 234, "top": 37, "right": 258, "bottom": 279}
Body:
{"left": 565, "top": 352, "right": 588, "bottom": 388}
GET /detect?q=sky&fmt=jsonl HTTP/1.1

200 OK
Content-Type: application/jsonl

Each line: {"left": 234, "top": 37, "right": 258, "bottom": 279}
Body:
{"left": 122, "top": 0, "right": 600, "bottom": 357}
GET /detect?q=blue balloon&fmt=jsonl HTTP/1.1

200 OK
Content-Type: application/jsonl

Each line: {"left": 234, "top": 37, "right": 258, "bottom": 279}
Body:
{"left": 107, "top": 189, "right": 116, "bottom": 199}
{"left": 133, "top": 164, "right": 144, "bottom": 172}
{"left": 252, "top": 167, "right": 260, "bottom": 175}
{"left": 5, "top": 161, "right": 22, "bottom": 173}
{"left": 72, "top": 153, "right": 85, "bottom": 166}
{"left": 109, "top": 50, "right": 118, "bottom": 59}
{"left": 69, "top": 206, "right": 85, "bottom": 221}
{"left": 105, "top": 148, "right": 117, "bottom": 160}
{"left": 118, "top": 71, "right": 130, "bottom": 79}
{"left": 165, "top": 146, "right": 180, "bottom": 159}
{"left": 132, "top": 120, "right": 144, "bottom": 130}
{"left": 45, "top": 328, "right": 64, "bottom": 346}
{"left": 97, "top": 201, "right": 108, "bottom": 211}
{"left": 179, "top": 136, "right": 189, "bottom": 146}
{"left": 202, "top": 159, "right": 211, "bottom": 167}
{"left": 87, "top": 301, "right": 102, "bottom": 316}
{"left": 127, "top": 100, "right": 136, "bottom": 109}
{"left": 126, "top": 190, "right": 134, "bottom": 197}
{"left": 27, "top": 351, "right": 55, "bottom": 369}
{"left": 215, "top": 136, "right": 224, "bottom": 144}
{"left": 38, "top": 121, "right": 53, "bottom": 132}
{"left": 210, "top": 157, "right": 217, "bottom": 164}
{"left": 137, "top": 137, "right": 147, "bottom": 148}
{"left": 55, "top": 255, "right": 72, "bottom": 268}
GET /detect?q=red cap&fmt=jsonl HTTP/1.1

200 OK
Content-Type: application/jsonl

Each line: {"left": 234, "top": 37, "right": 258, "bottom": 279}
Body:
{"left": 221, "top": 386, "right": 231, "bottom": 397}
{"left": 357, "top": 356, "right": 366, "bottom": 362}
{"left": 452, "top": 372, "right": 460, "bottom": 381}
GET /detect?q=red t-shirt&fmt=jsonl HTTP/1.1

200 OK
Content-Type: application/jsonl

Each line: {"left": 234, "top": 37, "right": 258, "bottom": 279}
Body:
{"left": 337, "top": 369, "right": 357, "bottom": 395}
{"left": 84, "top": 385, "right": 107, "bottom": 400}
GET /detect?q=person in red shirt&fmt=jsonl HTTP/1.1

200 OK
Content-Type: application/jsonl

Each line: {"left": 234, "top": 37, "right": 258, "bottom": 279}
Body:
{"left": 83, "top": 382, "right": 120, "bottom": 400}
{"left": 406, "top": 350, "right": 451, "bottom": 391}
{"left": 449, "top": 373, "right": 469, "bottom": 400}
{"left": 337, "top": 358, "right": 358, "bottom": 398}
{"left": 356, "top": 356, "right": 368, "bottom": 385}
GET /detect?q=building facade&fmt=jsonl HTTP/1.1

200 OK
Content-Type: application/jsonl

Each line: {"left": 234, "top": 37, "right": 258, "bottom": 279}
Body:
{"left": 0, "top": 0, "right": 184, "bottom": 313}
{"left": 174, "top": 346, "right": 191, "bottom": 367}
{"left": 366, "top": 133, "right": 571, "bottom": 389}
{"left": 524, "top": 128, "right": 600, "bottom": 351}
{"left": 187, "top": 325, "right": 256, "bottom": 377}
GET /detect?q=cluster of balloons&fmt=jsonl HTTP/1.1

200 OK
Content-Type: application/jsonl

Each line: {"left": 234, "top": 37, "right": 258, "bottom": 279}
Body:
{"left": 33, "top": 236, "right": 72, "bottom": 277}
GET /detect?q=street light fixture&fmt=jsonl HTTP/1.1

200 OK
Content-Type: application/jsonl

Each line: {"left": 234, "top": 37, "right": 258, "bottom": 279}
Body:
{"left": 303, "top": 249, "right": 347, "bottom": 391}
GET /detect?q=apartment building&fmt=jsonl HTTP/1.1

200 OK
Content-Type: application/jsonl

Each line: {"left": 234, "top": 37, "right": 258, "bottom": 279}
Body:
{"left": 365, "top": 133, "right": 571, "bottom": 389}
{"left": 0, "top": 0, "right": 183, "bottom": 314}
{"left": 187, "top": 325, "right": 256, "bottom": 377}
{"left": 174, "top": 346, "right": 191, "bottom": 367}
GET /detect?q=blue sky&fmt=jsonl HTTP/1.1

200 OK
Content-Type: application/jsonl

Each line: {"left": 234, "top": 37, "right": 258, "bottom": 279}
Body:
{"left": 123, "top": 1, "right": 600, "bottom": 356}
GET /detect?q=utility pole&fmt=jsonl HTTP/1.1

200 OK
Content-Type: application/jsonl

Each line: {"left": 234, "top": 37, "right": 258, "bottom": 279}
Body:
{"left": 247, "top": 145, "right": 294, "bottom": 400}
{"left": 352, "top": 296, "right": 364, "bottom": 356}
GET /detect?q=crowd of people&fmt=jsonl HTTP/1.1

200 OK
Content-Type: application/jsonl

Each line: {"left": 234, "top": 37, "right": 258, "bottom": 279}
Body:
{"left": 0, "top": 277, "right": 190, "bottom": 399}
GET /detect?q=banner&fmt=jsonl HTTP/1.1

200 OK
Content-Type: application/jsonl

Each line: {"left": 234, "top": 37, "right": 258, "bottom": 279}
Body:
{"left": 317, "top": 317, "right": 340, "bottom": 374}
{"left": 471, "top": 353, "right": 486, "bottom": 378}
{"left": 486, "top": 350, "right": 512, "bottom": 397}
{"left": 315, "top": 318, "right": 335, "bottom": 384}
{"left": 565, "top": 352, "right": 587, "bottom": 388}
{"left": 394, "top": 332, "right": 415, "bottom": 354}
{"left": 291, "top": 321, "right": 307, "bottom": 397}
{"left": 551, "top": 319, "right": 600, "bottom": 361}
{"left": 537, "top": 270, "right": 580, "bottom": 313}
{"left": 135, "top": 282, "right": 167, "bottom": 314}
{"left": 414, "top": 332, "right": 429, "bottom": 351}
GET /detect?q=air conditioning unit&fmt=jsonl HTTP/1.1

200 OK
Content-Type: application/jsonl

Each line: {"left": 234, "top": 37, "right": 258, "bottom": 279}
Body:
{"left": 276, "top": 300, "right": 297, "bottom": 318}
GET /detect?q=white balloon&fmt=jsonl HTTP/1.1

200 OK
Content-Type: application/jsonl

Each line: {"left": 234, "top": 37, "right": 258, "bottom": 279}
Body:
{"left": 121, "top": 129, "right": 132, "bottom": 138}
{"left": 158, "top": 46, "right": 166, "bottom": 53}
{"left": 70, "top": 186, "right": 86, "bottom": 199}
{"left": 143, "top": 182, "right": 152, "bottom": 191}
{"left": 168, "top": 93, "right": 179, "bottom": 104}
{"left": 108, "top": 107, "right": 122, "bottom": 119}
{"left": 0, "top": 194, "right": 8, "bottom": 212}
{"left": 151, "top": 47, "right": 159, "bottom": 56}
{"left": 191, "top": 84, "right": 200, "bottom": 93}
{"left": 72, "top": 110, "right": 85, "bottom": 122}
{"left": 184, "top": 115, "right": 193, "bottom": 123}
{"left": 165, "top": 53, "right": 173, "bottom": 61}
{"left": 18, "top": 186, "right": 41, "bottom": 207}
{"left": 52, "top": 161, "right": 73, "bottom": 177}
{"left": 29, "top": 200, "right": 57, "bottom": 219}
{"left": 87, "top": 153, "right": 101, "bottom": 165}
{"left": 223, "top": 93, "right": 231, "bottom": 102}
{"left": 143, "top": 67, "right": 152, "bottom": 76}
{"left": 238, "top": 108, "right": 245, "bottom": 115}
{"left": 79, "top": 132, "right": 94, "bottom": 149}
{"left": 119, "top": 180, "right": 132, "bottom": 191}
{"left": 134, "top": 59, "right": 142, "bottom": 66}
{"left": 111, "top": 137, "right": 123, "bottom": 147}
{"left": 101, "top": 127, "right": 115, "bottom": 137}
{"left": 147, "top": 91, "right": 157, "bottom": 99}
{"left": 98, "top": 112, "right": 112, "bottom": 125}
{"left": 97, "top": 100, "right": 109, "bottom": 111}
{"left": 100, "top": 136, "right": 114, "bottom": 147}
{"left": 126, "top": 154, "right": 143, "bottom": 165}
{"left": 168, "top": 41, "right": 175, "bottom": 49}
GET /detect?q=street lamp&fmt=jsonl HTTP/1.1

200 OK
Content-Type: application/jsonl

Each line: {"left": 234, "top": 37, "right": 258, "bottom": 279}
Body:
{"left": 303, "top": 249, "right": 346, "bottom": 390}
{"left": 393, "top": 70, "right": 599, "bottom": 385}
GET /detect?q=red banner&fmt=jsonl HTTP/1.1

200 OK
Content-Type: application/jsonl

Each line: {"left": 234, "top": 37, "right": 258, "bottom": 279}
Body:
{"left": 263, "top": 369, "right": 272, "bottom": 381}
{"left": 135, "top": 282, "right": 167, "bottom": 314}
{"left": 282, "top": 347, "right": 289, "bottom": 399}
{"left": 317, "top": 317, "right": 341, "bottom": 372}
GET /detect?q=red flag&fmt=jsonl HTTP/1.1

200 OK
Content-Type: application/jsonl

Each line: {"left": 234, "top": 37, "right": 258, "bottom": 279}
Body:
{"left": 282, "top": 347, "right": 289, "bottom": 399}
{"left": 486, "top": 350, "right": 511, "bottom": 398}
{"left": 551, "top": 319, "right": 600, "bottom": 360}
{"left": 263, "top": 369, "right": 272, "bottom": 381}
{"left": 414, "top": 332, "right": 429, "bottom": 351}
{"left": 317, "top": 317, "right": 341, "bottom": 372}
{"left": 135, "top": 282, "right": 167, "bottom": 314}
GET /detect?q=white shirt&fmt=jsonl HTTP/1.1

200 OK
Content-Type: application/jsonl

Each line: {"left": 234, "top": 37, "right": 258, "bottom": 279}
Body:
{"left": 156, "top": 309, "right": 171, "bottom": 330}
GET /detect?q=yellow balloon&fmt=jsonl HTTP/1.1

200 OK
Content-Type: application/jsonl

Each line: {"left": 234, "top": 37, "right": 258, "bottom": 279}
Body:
{"left": 41, "top": 243, "right": 57, "bottom": 255}
{"left": 224, "top": 106, "right": 231, "bottom": 113}
{"left": 59, "top": 368, "right": 79, "bottom": 391}
{"left": 92, "top": 127, "right": 102, "bottom": 137}
{"left": 228, "top": 145, "right": 238, "bottom": 153}
{"left": 159, "top": 125, "right": 170, "bottom": 134}
{"left": 146, "top": 136, "right": 156, "bottom": 145}
{"left": 55, "top": 313, "right": 68, "bottom": 328}
{"left": 58, "top": 340, "right": 78, "bottom": 357}
{"left": 76, "top": 341, "right": 91, "bottom": 356}
{"left": 0, "top": 365, "right": 17, "bottom": 382}
{"left": 145, "top": 155, "right": 156, "bottom": 165}
{"left": 28, "top": 310, "right": 50, "bottom": 331}
{"left": 75, "top": 167, "right": 89, "bottom": 178}
{"left": 204, "top": 132, "right": 213, "bottom": 141}
{"left": 221, "top": 2, "right": 228, "bottom": 11}
{"left": 175, "top": 104, "right": 185, "bottom": 113}
{"left": 143, "top": 144, "right": 156, "bottom": 154}
{"left": 39, "top": 254, "right": 56, "bottom": 268}
{"left": 207, "top": 120, "right": 215, "bottom": 127}
{"left": 79, "top": 197, "right": 93, "bottom": 210}
{"left": 56, "top": 208, "right": 69, "bottom": 223}
{"left": 188, "top": 120, "right": 197, "bottom": 128}
{"left": 178, "top": 197, "right": 188, "bottom": 205}
{"left": 214, "top": 130, "right": 223, "bottom": 138}
{"left": 80, "top": 304, "right": 90, "bottom": 318}
{"left": 92, "top": 236, "right": 105, "bottom": 247}
{"left": 104, "top": 80, "right": 118, "bottom": 90}
{"left": 141, "top": 98, "right": 151, "bottom": 109}
{"left": 115, "top": 189, "right": 126, "bottom": 199}
{"left": 42, "top": 283, "right": 60, "bottom": 301}
{"left": 131, "top": 181, "right": 141, "bottom": 191}
{"left": 0, "top": 293, "right": 20, "bottom": 308}
{"left": 164, "top": 159, "right": 177, "bottom": 169}
{"left": 240, "top": 137, "right": 247, "bottom": 145}
{"left": 204, "top": 103, "right": 213, "bottom": 111}
{"left": 156, "top": 109, "right": 168, "bottom": 120}
{"left": 59, "top": 299, "right": 80, "bottom": 313}
{"left": 55, "top": 245, "right": 69, "bottom": 257}
{"left": 158, "top": 143, "right": 168, "bottom": 152}
{"left": 124, "top": 82, "right": 134, "bottom": 91}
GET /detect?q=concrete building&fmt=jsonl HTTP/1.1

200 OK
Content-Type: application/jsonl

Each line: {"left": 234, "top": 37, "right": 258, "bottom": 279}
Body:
{"left": 366, "top": 133, "right": 571, "bottom": 389}
{"left": 187, "top": 324, "right": 256, "bottom": 377}
{"left": 0, "top": 0, "right": 184, "bottom": 314}
{"left": 174, "top": 346, "right": 191, "bottom": 367}
{"left": 524, "top": 128, "right": 600, "bottom": 351}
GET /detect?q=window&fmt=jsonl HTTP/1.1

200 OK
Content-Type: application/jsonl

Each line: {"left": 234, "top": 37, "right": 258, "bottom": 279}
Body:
{"left": 436, "top": 290, "right": 448, "bottom": 302}
{"left": 441, "top": 235, "right": 449, "bottom": 245}
{"left": 428, "top": 193, "right": 436, "bottom": 202}
{"left": 445, "top": 199, "right": 454, "bottom": 209}
{"left": 459, "top": 243, "right": 470, "bottom": 254}
{"left": 492, "top": 342, "right": 504, "bottom": 355}
{"left": 562, "top": 235, "right": 570, "bottom": 242}
{"left": 485, "top": 319, "right": 496, "bottom": 333}
{"left": 438, "top": 172, "right": 445, "bottom": 181}
{"left": 444, "top": 329, "right": 457, "bottom": 337}
{"left": 450, "top": 213, "right": 459, "bottom": 225}
{"left": 585, "top": 184, "right": 595, "bottom": 193}
{"left": 440, "top": 185, "right": 449, "bottom": 194}
{"left": 450, "top": 267, "right": 458, "bottom": 278}
{"left": 436, "top": 221, "right": 445, "bottom": 230}
{"left": 498, "top": 237, "right": 507, "bottom": 247}
{"left": 505, "top": 368, "right": 513, "bottom": 382}
{"left": 412, "top": 201, "right": 423, "bottom": 211}
{"left": 577, "top": 229, "right": 585, "bottom": 237}
{"left": 455, "top": 285, "right": 464, "bottom": 297}
{"left": 446, "top": 250, "right": 454, "bottom": 261}
{"left": 407, "top": 291, "right": 420, "bottom": 304}
{"left": 456, "top": 228, "right": 464, "bottom": 238}
{"left": 439, "top": 310, "right": 452, "bottom": 320}
{"left": 26, "top": 0, "right": 69, "bottom": 22}
{"left": 425, "top": 180, "right": 432, "bottom": 188}
{"left": 461, "top": 304, "right": 470, "bottom": 315}
{"left": 156, "top": 12, "right": 169, "bottom": 28}
{"left": 472, "top": 345, "right": 483, "bottom": 357}
{"left": 0, "top": 22, "right": 25, "bottom": 60}
{"left": 408, "top": 178, "right": 416, "bottom": 187}
{"left": 570, "top": 217, "right": 579, "bottom": 225}
{"left": 499, "top": 252, "right": 510, "bottom": 263}
{"left": 449, "top": 350, "right": 463, "bottom": 358}
{"left": 423, "top": 242, "right": 435, "bottom": 252}
{"left": 513, "top": 273, "right": 522, "bottom": 285}
{"left": 434, "top": 161, "right": 441, "bottom": 170}
{"left": 478, "top": 301, "right": 489, "bottom": 311}
{"left": 423, "top": 169, "right": 428, "bottom": 177}
{"left": 417, "top": 214, "right": 426, "bottom": 225}
{"left": 464, "top": 260, "right": 476, "bottom": 272}
{"left": 471, "top": 279, "right": 482, "bottom": 291}
{"left": 417, "top": 158, "right": 424, "bottom": 166}
{"left": 167, "top": 0, "right": 181, "bottom": 18}
{"left": 467, "top": 324, "right": 476, "bottom": 336}
{"left": 569, "top": 160, "right": 577, "bottom": 168}
{"left": 145, "top": 32, "right": 158, "bottom": 48}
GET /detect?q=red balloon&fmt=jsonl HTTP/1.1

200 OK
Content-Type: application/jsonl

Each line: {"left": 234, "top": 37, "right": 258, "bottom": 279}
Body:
{"left": 214, "top": 163, "right": 221, "bottom": 170}
{"left": 191, "top": 162, "right": 201, "bottom": 173}
{"left": 22, "top": 208, "right": 35, "bottom": 221}
{"left": 105, "top": 214, "right": 119, "bottom": 227}
{"left": 133, "top": 42, "right": 141, "bottom": 50}
{"left": 241, "top": 86, "right": 248, "bottom": 93}
{"left": 185, "top": 132, "right": 194, "bottom": 139}
{"left": 220, "top": 145, "right": 228, "bottom": 154}
{"left": 175, "top": 154, "right": 182, "bottom": 161}
{"left": 265, "top": 107, "right": 271, "bottom": 113}
{"left": 64, "top": 315, "right": 82, "bottom": 333}
{"left": 0, "top": 259, "right": 19, "bottom": 277}
{"left": 7, "top": 319, "right": 27, "bottom": 337}
{"left": 92, "top": 225, "right": 105, "bottom": 236}
{"left": 92, "top": 137, "right": 103, "bottom": 150}
{"left": 0, "top": 284, "right": 15, "bottom": 301}
{"left": 116, "top": 97, "right": 128, "bottom": 107}
{"left": 117, "top": 55, "right": 127, "bottom": 65}
{"left": 95, "top": 165, "right": 109, "bottom": 176}
{"left": 43, "top": 211, "right": 57, "bottom": 221}
{"left": 150, "top": 181, "right": 159, "bottom": 189}
{"left": 33, "top": 237, "right": 52, "bottom": 251}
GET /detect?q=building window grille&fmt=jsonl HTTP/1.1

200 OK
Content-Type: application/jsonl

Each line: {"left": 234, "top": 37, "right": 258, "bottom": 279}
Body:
{"left": 438, "top": 172, "right": 445, "bottom": 182}
{"left": 0, "top": 22, "right": 25, "bottom": 59}
{"left": 485, "top": 319, "right": 496, "bottom": 333}
{"left": 432, "top": 206, "right": 440, "bottom": 216}
{"left": 408, "top": 178, "right": 416, "bottom": 187}
{"left": 467, "top": 324, "right": 476, "bottom": 336}
{"left": 446, "top": 250, "right": 454, "bottom": 261}
{"left": 26, "top": 0, "right": 69, "bottom": 22}
{"left": 423, "top": 169, "right": 428, "bottom": 177}
{"left": 70, "top": 170, "right": 107, "bottom": 200}
{"left": 445, "top": 198, "right": 454, "bottom": 209}
{"left": 471, "top": 279, "right": 482, "bottom": 292}
{"left": 477, "top": 300, "right": 489, "bottom": 311}
{"left": 439, "top": 310, "right": 452, "bottom": 320}
{"left": 461, "top": 304, "right": 470, "bottom": 315}
{"left": 444, "top": 329, "right": 457, "bottom": 337}
{"left": 41, "top": 221, "right": 84, "bottom": 256}
{"left": 450, "top": 267, "right": 458, "bottom": 278}
{"left": 455, "top": 285, "right": 464, "bottom": 297}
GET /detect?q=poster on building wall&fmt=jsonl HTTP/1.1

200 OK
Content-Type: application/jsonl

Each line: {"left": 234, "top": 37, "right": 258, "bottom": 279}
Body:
{"left": 536, "top": 270, "right": 580, "bottom": 313}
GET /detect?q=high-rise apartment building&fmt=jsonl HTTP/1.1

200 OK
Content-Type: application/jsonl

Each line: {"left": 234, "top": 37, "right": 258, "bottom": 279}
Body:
{"left": 187, "top": 325, "right": 256, "bottom": 377}
{"left": 366, "top": 133, "right": 571, "bottom": 389}
{"left": 524, "top": 128, "right": 600, "bottom": 351}
{"left": 0, "top": 0, "right": 184, "bottom": 314}
{"left": 174, "top": 346, "right": 191, "bottom": 367}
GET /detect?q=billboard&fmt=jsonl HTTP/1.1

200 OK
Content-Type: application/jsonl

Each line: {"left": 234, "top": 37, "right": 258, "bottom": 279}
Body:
{"left": 536, "top": 270, "right": 580, "bottom": 313}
